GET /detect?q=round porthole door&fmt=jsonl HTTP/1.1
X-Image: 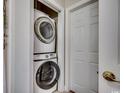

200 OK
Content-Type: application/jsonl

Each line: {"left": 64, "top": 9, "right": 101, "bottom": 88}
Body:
{"left": 34, "top": 17, "right": 55, "bottom": 44}
{"left": 36, "top": 61, "right": 60, "bottom": 89}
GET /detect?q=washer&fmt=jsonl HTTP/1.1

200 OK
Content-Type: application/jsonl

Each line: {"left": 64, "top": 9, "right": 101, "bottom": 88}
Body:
{"left": 34, "top": 54, "right": 60, "bottom": 93}
{"left": 34, "top": 9, "right": 56, "bottom": 54}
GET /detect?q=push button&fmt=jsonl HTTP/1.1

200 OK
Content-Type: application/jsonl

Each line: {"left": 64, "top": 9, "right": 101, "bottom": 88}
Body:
{"left": 45, "top": 55, "right": 49, "bottom": 58}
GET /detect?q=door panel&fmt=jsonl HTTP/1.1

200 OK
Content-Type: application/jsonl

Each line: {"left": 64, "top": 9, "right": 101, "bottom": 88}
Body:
{"left": 99, "top": 0, "right": 120, "bottom": 93}
{"left": 70, "top": 2, "right": 98, "bottom": 93}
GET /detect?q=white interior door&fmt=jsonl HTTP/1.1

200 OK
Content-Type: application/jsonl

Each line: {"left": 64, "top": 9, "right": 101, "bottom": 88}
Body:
{"left": 69, "top": 1, "right": 98, "bottom": 93}
{"left": 99, "top": 0, "right": 120, "bottom": 93}
{"left": 66, "top": 0, "right": 120, "bottom": 93}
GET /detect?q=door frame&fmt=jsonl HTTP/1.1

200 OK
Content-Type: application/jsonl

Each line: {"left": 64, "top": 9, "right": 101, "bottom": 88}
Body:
{"left": 7, "top": 0, "right": 65, "bottom": 93}
{"left": 65, "top": 0, "right": 98, "bottom": 91}
{"left": 32, "top": 0, "right": 65, "bottom": 92}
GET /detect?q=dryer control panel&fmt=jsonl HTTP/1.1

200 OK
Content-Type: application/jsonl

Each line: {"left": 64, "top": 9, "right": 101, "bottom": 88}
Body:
{"left": 34, "top": 53, "right": 57, "bottom": 60}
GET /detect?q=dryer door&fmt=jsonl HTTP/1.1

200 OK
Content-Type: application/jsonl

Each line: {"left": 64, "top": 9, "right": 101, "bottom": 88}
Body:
{"left": 36, "top": 61, "right": 60, "bottom": 89}
{"left": 34, "top": 17, "right": 55, "bottom": 44}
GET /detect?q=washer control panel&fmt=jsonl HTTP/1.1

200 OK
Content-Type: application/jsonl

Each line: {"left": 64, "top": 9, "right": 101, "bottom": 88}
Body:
{"left": 34, "top": 53, "right": 57, "bottom": 60}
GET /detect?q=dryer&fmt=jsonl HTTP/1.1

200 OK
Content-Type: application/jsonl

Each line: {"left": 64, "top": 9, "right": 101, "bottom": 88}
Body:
{"left": 33, "top": 54, "right": 60, "bottom": 93}
{"left": 34, "top": 9, "right": 56, "bottom": 54}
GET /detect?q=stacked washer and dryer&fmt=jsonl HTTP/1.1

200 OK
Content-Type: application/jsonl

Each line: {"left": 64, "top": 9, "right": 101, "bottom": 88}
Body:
{"left": 33, "top": 9, "right": 60, "bottom": 93}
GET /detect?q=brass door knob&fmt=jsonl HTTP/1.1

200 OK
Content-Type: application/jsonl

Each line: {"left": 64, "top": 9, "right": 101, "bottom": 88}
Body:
{"left": 102, "top": 71, "right": 120, "bottom": 83}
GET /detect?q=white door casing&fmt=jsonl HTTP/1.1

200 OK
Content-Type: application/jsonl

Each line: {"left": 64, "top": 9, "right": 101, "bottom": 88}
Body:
{"left": 7, "top": 0, "right": 34, "bottom": 92}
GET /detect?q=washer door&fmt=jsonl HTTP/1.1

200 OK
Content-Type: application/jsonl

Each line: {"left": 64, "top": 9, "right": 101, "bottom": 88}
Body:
{"left": 34, "top": 17, "right": 55, "bottom": 44}
{"left": 36, "top": 61, "right": 60, "bottom": 89}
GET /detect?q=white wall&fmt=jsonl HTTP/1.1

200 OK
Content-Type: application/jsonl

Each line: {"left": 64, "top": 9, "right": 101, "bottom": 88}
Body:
{"left": 8, "top": 0, "right": 34, "bottom": 93}
{"left": 53, "top": 0, "right": 65, "bottom": 7}
{"left": 65, "top": 0, "right": 85, "bottom": 7}
{"left": 14, "top": 0, "right": 32, "bottom": 92}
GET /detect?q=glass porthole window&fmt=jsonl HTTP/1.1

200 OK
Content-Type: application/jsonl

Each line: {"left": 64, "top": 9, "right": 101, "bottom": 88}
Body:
{"left": 35, "top": 17, "right": 55, "bottom": 44}
{"left": 36, "top": 61, "right": 60, "bottom": 89}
